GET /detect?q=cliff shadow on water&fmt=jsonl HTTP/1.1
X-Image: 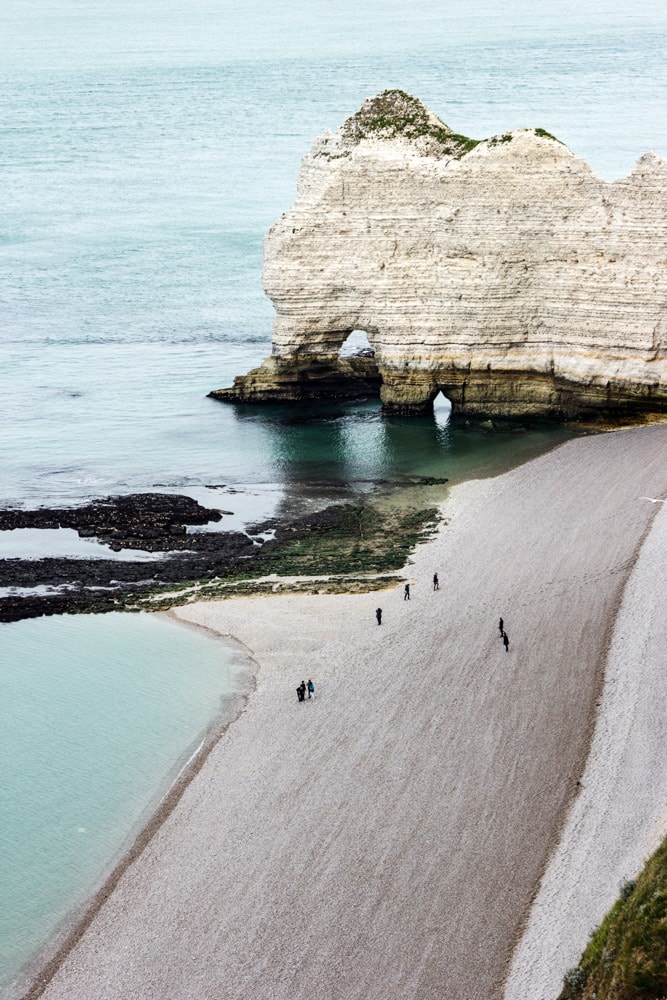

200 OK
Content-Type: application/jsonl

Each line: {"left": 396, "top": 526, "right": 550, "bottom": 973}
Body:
{"left": 221, "top": 393, "right": 577, "bottom": 493}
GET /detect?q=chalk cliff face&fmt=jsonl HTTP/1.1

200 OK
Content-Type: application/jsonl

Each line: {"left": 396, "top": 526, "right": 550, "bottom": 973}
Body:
{"left": 213, "top": 90, "right": 667, "bottom": 418}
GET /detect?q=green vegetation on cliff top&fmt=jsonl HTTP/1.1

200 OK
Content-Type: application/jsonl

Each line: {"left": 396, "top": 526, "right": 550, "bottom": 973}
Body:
{"left": 535, "top": 126, "right": 563, "bottom": 143}
{"left": 340, "top": 89, "right": 563, "bottom": 157}
{"left": 559, "top": 836, "right": 667, "bottom": 1000}
{"left": 342, "top": 89, "right": 480, "bottom": 157}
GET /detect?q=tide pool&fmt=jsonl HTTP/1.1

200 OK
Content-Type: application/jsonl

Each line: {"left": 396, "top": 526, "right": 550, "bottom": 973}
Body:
{"left": 0, "top": 612, "right": 248, "bottom": 988}
{"left": 0, "top": 527, "right": 181, "bottom": 561}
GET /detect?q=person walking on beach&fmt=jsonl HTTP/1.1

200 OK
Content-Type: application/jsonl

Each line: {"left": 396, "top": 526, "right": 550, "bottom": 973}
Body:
{"left": 433, "top": 573, "right": 439, "bottom": 591}
{"left": 376, "top": 607, "right": 382, "bottom": 625}
{"left": 498, "top": 617, "right": 504, "bottom": 634}
{"left": 307, "top": 679, "right": 315, "bottom": 700}
{"left": 502, "top": 631, "right": 509, "bottom": 652}
{"left": 404, "top": 583, "right": 410, "bottom": 600}
{"left": 297, "top": 681, "right": 306, "bottom": 702}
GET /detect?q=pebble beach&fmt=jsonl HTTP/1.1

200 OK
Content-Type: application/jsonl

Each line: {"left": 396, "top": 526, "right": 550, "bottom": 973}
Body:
{"left": 15, "top": 423, "right": 667, "bottom": 1000}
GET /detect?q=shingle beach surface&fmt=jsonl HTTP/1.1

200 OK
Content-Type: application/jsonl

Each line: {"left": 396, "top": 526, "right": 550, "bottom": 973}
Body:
{"left": 25, "top": 424, "right": 667, "bottom": 1000}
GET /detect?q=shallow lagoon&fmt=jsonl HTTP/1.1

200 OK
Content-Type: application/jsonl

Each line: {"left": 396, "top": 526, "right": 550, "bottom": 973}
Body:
{"left": 0, "top": 612, "right": 246, "bottom": 988}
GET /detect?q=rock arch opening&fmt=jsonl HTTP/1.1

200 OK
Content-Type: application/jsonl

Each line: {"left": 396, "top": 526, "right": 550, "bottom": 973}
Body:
{"left": 433, "top": 390, "right": 453, "bottom": 425}
{"left": 338, "top": 329, "right": 375, "bottom": 359}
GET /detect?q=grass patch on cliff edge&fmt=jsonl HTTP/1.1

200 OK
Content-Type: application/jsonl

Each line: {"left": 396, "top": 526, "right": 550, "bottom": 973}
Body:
{"left": 340, "top": 90, "right": 566, "bottom": 157}
{"left": 342, "top": 89, "right": 479, "bottom": 158}
{"left": 558, "top": 835, "right": 667, "bottom": 999}
{"left": 534, "top": 126, "right": 564, "bottom": 143}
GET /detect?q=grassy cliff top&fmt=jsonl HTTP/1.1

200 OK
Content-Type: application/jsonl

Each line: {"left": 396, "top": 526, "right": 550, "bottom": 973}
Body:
{"left": 339, "top": 89, "right": 480, "bottom": 159}
{"left": 558, "top": 835, "right": 667, "bottom": 999}
{"left": 329, "top": 89, "right": 564, "bottom": 161}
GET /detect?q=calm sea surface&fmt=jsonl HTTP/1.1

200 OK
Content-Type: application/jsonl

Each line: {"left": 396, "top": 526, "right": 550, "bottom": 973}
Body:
{"left": 1, "top": 0, "right": 666, "bottom": 988}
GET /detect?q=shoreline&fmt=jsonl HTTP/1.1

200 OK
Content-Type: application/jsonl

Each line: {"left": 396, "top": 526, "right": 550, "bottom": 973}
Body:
{"left": 6, "top": 625, "right": 256, "bottom": 1000}
{"left": 0, "top": 416, "right": 580, "bottom": 625}
{"left": 12, "top": 424, "right": 667, "bottom": 1000}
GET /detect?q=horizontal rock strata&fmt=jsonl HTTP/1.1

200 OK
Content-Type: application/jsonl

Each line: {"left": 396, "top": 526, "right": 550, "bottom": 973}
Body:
{"left": 211, "top": 354, "right": 380, "bottom": 405}
{"left": 214, "top": 89, "right": 667, "bottom": 419}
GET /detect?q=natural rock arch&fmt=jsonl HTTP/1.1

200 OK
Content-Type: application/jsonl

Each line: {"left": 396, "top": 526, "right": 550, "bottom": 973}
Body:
{"left": 212, "top": 90, "right": 667, "bottom": 421}
{"left": 338, "top": 329, "right": 374, "bottom": 358}
{"left": 432, "top": 390, "right": 453, "bottom": 424}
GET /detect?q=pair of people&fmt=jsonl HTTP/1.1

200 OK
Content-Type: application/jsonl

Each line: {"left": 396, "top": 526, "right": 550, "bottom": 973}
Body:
{"left": 377, "top": 572, "right": 439, "bottom": 623}
{"left": 407, "top": 574, "right": 439, "bottom": 598}
{"left": 296, "top": 679, "right": 315, "bottom": 702}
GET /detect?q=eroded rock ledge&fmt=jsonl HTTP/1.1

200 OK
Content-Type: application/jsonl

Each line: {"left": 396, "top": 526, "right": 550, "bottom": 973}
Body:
{"left": 212, "top": 89, "right": 667, "bottom": 419}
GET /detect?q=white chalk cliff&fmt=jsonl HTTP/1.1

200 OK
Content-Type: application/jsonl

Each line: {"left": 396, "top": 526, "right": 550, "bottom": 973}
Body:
{"left": 214, "top": 90, "right": 667, "bottom": 418}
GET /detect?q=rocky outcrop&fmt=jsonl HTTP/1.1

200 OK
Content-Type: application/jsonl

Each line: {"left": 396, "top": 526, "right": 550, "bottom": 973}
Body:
{"left": 0, "top": 493, "right": 222, "bottom": 543}
{"left": 0, "top": 494, "right": 254, "bottom": 622}
{"left": 213, "top": 89, "right": 667, "bottom": 419}
{"left": 212, "top": 354, "right": 381, "bottom": 405}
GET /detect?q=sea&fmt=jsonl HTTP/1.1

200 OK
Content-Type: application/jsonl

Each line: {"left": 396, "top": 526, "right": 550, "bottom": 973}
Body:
{"left": 1, "top": 0, "right": 666, "bottom": 989}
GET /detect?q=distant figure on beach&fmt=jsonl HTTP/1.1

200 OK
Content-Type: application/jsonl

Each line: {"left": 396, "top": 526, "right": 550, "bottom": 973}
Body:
{"left": 404, "top": 583, "right": 410, "bottom": 600}
{"left": 499, "top": 617, "right": 504, "bottom": 634}
{"left": 376, "top": 608, "right": 382, "bottom": 625}
{"left": 307, "top": 679, "right": 315, "bottom": 700}
{"left": 297, "top": 681, "right": 306, "bottom": 702}
{"left": 433, "top": 573, "right": 439, "bottom": 591}
{"left": 502, "top": 631, "right": 509, "bottom": 652}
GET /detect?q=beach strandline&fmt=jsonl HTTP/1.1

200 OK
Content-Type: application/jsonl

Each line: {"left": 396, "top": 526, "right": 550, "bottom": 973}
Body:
{"left": 17, "top": 422, "right": 667, "bottom": 1000}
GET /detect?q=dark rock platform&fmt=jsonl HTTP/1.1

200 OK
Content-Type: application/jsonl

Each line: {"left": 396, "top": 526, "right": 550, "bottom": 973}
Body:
{"left": 0, "top": 493, "right": 257, "bottom": 623}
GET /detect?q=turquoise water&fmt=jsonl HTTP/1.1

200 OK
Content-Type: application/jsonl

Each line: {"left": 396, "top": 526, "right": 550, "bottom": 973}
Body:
{"left": 0, "top": 612, "right": 245, "bottom": 986}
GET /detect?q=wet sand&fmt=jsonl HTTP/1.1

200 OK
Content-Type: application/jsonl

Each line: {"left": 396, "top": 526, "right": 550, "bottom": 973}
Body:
{"left": 22, "top": 424, "right": 667, "bottom": 1000}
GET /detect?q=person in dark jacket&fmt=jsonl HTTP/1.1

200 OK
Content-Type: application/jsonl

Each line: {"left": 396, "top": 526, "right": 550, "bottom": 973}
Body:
{"left": 376, "top": 608, "right": 382, "bottom": 625}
